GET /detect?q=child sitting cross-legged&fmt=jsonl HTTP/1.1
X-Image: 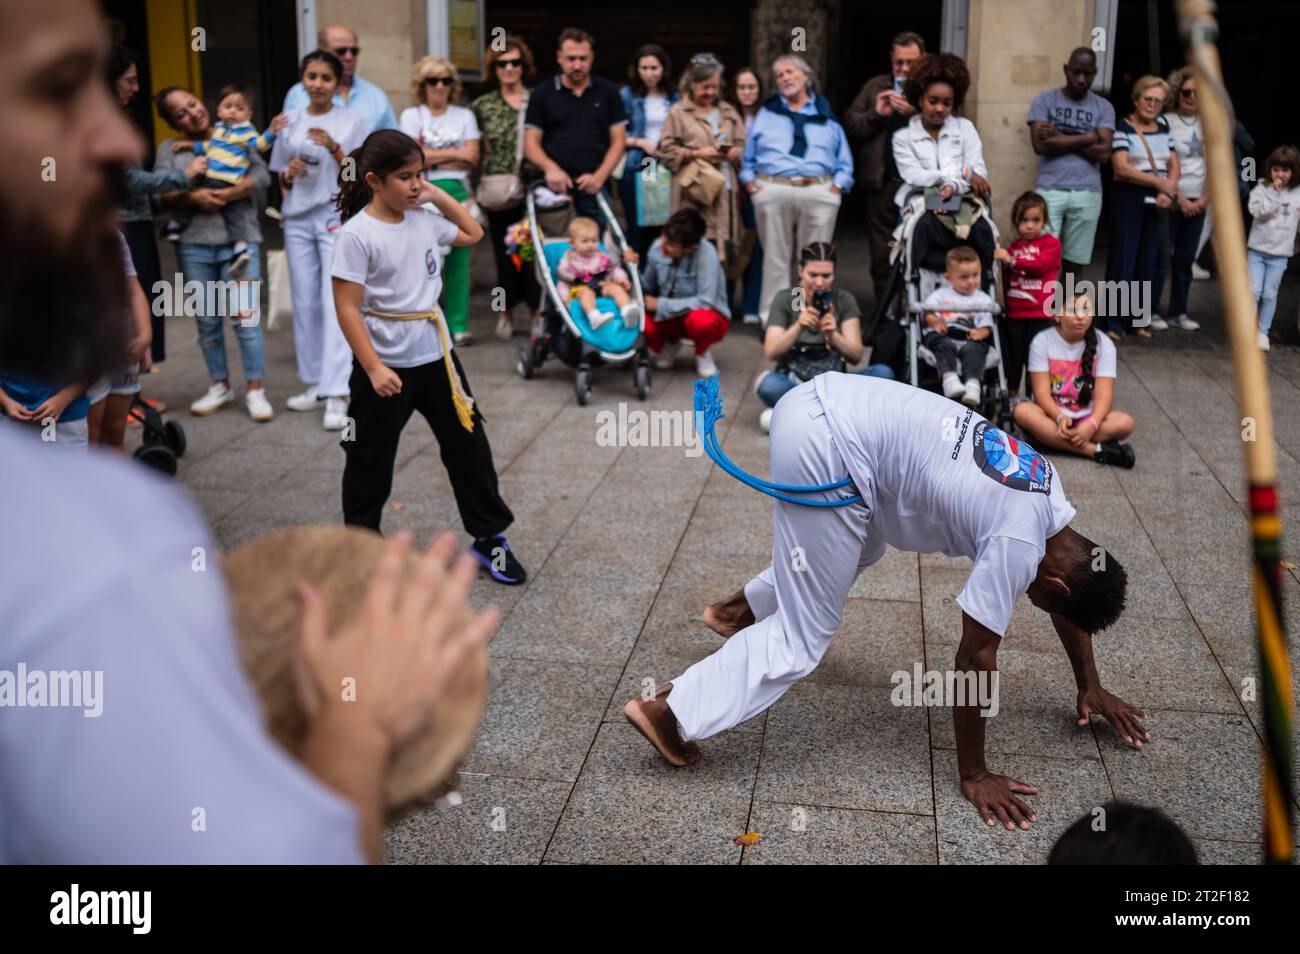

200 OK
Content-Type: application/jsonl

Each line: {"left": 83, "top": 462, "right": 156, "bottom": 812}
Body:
{"left": 1013, "top": 292, "right": 1137, "bottom": 468}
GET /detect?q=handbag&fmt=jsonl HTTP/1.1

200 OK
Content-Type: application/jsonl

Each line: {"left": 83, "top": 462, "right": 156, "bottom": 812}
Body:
{"left": 476, "top": 94, "right": 528, "bottom": 211}
{"left": 783, "top": 344, "right": 846, "bottom": 382}
{"left": 679, "top": 158, "right": 725, "bottom": 206}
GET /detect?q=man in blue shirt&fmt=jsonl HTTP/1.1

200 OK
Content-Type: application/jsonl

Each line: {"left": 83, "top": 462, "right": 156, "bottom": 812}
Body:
{"left": 740, "top": 55, "right": 853, "bottom": 325}
{"left": 282, "top": 24, "right": 398, "bottom": 134}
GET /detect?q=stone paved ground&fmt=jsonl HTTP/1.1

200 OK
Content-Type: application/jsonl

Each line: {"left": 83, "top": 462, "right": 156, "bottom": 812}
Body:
{"left": 141, "top": 230, "right": 1300, "bottom": 864}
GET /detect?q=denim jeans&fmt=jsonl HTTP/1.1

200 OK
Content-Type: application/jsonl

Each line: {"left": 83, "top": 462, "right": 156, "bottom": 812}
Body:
{"left": 176, "top": 242, "right": 265, "bottom": 383}
{"left": 1164, "top": 208, "right": 1207, "bottom": 318}
{"left": 1248, "top": 248, "right": 1289, "bottom": 333}
{"left": 758, "top": 364, "right": 895, "bottom": 408}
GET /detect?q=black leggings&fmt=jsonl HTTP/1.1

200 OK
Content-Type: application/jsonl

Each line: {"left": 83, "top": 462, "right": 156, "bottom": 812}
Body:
{"left": 912, "top": 211, "right": 996, "bottom": 284}
{"left": 341, "top": 354, "right": 513, "bottom": 538}
{"left": 999, "top": 318, "right": 1053, "bottom": 395}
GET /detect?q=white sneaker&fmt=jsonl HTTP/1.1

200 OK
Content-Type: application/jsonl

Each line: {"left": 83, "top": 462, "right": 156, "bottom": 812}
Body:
{"left": 653, "top": 340, "right": 680, "bottom": 371}
{"left": 695, "top": 351, "right": 718, "bottom": 378}
{"left": 286, "top": 386, "right": 324, "bottom": 412}
{"left": 323, "top": 396, "right": 349, "bottom": 431}
{"left": 453, "top": 331, "right": 474, "bottom": 347}
{"left": 1259, "top": 330, "right": 1272, "bottom": 352}
{"left": 245, "top": 388, "right": 273, "bottom": 421}
{"left": 621, "top": 302, "right": 642, "bottom": 329}
{"left": 1171, "top": 314, "right": 1201, "bottom": 331}
{"left": 962, "top": 379, "right": 982, "bottom": 407}
{"left": 743, "top": 313, "right": 761, "bottom": 325}
{"left": 759, "top": 408, "right": 773, "bottom": 433}
{"left": 495, "top": 316, "right": 513, "bottom": 341}
{"left": 942, "top": 373, "right": 965, "bottom": 399}
{"left": 1148, "top": 315, "right": 1169, "bottom": 331}
{"left": 1192, "top": 263, "right": 1211, "bottom": 280}
{"left": 190, "top": 382, "right": 234, "bottom": 416}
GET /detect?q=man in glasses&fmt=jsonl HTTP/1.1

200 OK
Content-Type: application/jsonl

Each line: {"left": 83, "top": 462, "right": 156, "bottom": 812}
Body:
{"left": 524, "top": 26, "right": 627, "bottom": 229}
{"left": 845, "top": 30, "right": 925, "bottom": 304}
{"left": 1027, "top": 48, "right": 1115, "bottom": 279}
{"left": 282, "top": 24, "right": 398, "bottom": 134}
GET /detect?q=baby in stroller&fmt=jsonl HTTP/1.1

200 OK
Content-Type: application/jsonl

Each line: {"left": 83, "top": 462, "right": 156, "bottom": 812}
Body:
{"left": 920, "top": 246, "right": 998, "bottom": 407}
{"left": 556, "top": 217, "right": 641, "bottom": 331}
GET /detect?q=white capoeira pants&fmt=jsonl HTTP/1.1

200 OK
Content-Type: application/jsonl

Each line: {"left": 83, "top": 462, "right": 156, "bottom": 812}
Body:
{"left": 667, "top": 382, "right": 886, "bottom": 741}
{"left": 284, "top": 203, "right": 352, "bottom": 398}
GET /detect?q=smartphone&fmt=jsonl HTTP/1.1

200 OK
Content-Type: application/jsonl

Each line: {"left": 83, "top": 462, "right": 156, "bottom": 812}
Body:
{"left": 813, "top": 291, "right": 832, "bottom": 316}
{"left": 925, "top": 192, "right": 962, "bottom": 213}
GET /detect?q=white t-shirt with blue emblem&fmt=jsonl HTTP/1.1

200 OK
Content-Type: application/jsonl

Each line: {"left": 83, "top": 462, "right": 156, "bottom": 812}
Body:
{"left": 330, "top": 206, "right": 461, "bottom": 367}
{"left": 814, "top": 372, "right": 1077, "bottom": 636}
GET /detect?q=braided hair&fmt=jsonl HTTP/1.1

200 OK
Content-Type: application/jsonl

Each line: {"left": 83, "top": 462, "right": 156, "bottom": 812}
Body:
{"left": 334, "top": 129, "right": 425, "bottom": 222}
{"left": 799, "top": 241, "right": 837, "bottom": 265}
{"left": 1071, "top": 294, "right": 1098, "bottom": 407}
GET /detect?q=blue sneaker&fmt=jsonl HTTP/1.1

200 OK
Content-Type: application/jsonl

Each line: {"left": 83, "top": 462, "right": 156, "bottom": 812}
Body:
{"left": 470, "top": 534, "right": 527, "bottom": 585}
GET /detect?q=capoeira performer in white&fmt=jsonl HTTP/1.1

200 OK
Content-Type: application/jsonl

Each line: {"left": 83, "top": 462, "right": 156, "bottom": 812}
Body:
{"left": 626, "top": 373, "right": 1151, "bottom": 830}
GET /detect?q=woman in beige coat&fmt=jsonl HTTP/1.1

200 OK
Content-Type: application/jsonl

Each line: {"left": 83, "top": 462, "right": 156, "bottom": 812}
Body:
{"left": 657, "top": 53, "right": 746, "bottom": 265}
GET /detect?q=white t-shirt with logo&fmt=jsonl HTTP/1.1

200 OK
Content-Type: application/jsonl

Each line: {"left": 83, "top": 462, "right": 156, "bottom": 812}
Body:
{"left": 268, "top": 105, "right": 370, "bottom": 217}
{"left": 330, "top": 207, "right": 462, "bottom": 367}
{"left": 814, "top": 373, "right": 1076, "bottom": 636}
{"left": 1027, "top": 327, "right": 1117, "bottom": 419}
{"left": 399, "top": 104, "right": 481, "bottom": 187}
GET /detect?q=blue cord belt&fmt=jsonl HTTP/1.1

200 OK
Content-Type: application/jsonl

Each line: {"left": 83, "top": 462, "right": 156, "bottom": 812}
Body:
{"left": 693, "top": 376, "right": 863, "bottom": 508}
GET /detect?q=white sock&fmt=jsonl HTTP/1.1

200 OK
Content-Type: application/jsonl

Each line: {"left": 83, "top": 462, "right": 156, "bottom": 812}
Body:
{"left": 965, "top": 378, "right": 980, "bottom": 389}
{"left": 586, "top": 307, "right": 611, "bottom": 329}
{"left": 942, "top": 372, "right": 959, "bottom": 387}
{"left": 621, "top": 302, "right": 640, "bottom": 328}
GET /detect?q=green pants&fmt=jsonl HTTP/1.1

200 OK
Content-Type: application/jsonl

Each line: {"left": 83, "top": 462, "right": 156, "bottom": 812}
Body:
{"left": 431, "top": 178, "right": 470, "bottom": 335}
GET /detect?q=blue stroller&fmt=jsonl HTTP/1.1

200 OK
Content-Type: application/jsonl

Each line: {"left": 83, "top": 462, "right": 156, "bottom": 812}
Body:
{"left": 514, "top": 184, "right": 651, "bottom": 405}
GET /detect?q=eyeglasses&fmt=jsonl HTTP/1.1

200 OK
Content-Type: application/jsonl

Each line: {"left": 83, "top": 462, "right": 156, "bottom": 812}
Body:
{"left": 424, "top": 76, "right": 455, "bottom": 87}
{"left": 495, "top": 58, "right": 523, "bottom": 69}
{"left": 333, "top": 47, "right": 360, "bottom": 57}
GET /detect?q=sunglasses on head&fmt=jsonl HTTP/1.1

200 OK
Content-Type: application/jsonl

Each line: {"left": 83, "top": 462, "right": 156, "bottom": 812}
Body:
{"left": 495, "top": 58, "right": 523, "bottom": 69}
{"left": 333, "top": 47, "right": 360, "bottom": 57}
{"left": 424, "top": 76, "right": 455, "bottom": 86}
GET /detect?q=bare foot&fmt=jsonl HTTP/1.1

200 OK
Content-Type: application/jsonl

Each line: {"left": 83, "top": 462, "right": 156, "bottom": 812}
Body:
{"left": 702, "top": 589, "right": 755, "bottom": 639}
{"left": 623, "top": 683, "right": 701, "bottom": 767}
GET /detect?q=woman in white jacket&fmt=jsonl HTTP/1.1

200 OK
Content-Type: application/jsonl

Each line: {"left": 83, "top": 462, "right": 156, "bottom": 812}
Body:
{"left": 891, "top": 53, "right": 996, "bottom": 282}
{"left": 1248, "top": 146, "right": 1300, "bottom": 351}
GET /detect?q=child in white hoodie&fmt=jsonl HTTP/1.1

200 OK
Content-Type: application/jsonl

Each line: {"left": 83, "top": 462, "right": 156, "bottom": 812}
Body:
{"left": 1248, "top": 145, "right": 1300, "bottom": 351}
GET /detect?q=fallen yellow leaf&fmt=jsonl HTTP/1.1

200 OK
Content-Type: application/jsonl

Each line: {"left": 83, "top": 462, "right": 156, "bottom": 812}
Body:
{"left": 391, "top": 502, "right": 405, "bottom": 511}
{"left": 1282, "top": 560, "right": 1296, "bottom": 571}
{"left": 733, "top": 831, "right": 761, "bottom": 847}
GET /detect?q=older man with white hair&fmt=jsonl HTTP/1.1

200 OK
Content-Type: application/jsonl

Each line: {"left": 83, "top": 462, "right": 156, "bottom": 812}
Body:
{"left": 740, "top": 54, "right": 854, "bottom": 325}
{"left": 282, "top": 24, "right": 398, "bottom": 133}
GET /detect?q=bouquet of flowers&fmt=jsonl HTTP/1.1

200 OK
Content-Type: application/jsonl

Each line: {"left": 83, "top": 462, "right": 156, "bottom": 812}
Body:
{"left": 504, "top": 219, "right": 535, "bottom": 273}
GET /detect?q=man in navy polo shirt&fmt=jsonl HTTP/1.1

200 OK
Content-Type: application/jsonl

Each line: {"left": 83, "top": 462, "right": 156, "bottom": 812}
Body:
{"left": 524, "top": 27, "right": 627, "bottom": 228}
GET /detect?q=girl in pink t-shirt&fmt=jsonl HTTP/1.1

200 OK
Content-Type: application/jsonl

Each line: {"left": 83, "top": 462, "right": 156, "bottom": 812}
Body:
{"left": 1012, "top": 293, "right": 1137, "bottom": 467}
